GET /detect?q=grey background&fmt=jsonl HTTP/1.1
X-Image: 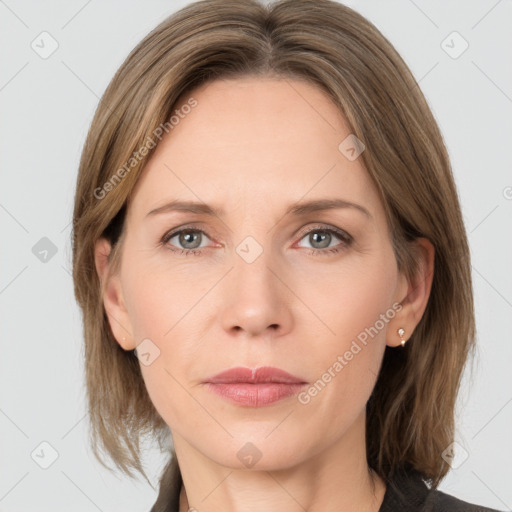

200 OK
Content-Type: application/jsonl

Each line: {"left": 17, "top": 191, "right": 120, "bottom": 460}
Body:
{"left": 1, "top": 0, "right": 511, "bottom": 511}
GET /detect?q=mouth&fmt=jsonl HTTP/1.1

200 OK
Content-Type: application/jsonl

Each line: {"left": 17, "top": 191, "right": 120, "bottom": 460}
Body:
{"left": 203, "top": 366, "right": 308, "bottom": 407}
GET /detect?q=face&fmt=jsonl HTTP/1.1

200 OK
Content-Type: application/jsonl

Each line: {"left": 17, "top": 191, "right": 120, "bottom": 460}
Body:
{"left": 99, "top": 77, "right": 411, "bottom": 470}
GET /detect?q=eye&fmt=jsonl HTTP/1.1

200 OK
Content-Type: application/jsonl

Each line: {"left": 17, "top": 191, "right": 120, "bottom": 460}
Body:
{"left": 161, "top": 227, "right": 212, "bottom": 256}
{"left": 295, "top": 225, "right": 352, "bottom": 255}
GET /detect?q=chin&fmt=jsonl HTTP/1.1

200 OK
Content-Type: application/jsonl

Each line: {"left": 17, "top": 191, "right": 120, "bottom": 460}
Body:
{"left": 196, "top": 434, "right": 309, "bottom": 472}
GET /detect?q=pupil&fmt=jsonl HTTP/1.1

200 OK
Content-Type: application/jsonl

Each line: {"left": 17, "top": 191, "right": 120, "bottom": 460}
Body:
{"left": 180, "top": 231, "right": 200, "bottom": 249}
{"left": 311, "top": 231, "right": 330, "bottom": 249}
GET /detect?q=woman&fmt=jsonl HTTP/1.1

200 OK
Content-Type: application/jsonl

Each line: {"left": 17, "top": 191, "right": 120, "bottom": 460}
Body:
{"left": 71, "top": 0, "right": 503, "bottom": 510}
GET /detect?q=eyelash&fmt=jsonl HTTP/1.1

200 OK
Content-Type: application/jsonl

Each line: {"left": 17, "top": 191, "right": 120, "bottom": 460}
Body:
{"left": 159, "top": 224, "right": 353, "bottom": 258}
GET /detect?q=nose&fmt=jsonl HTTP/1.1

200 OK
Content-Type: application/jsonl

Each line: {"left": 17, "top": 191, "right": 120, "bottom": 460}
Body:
{"left": 220, "top": 247, "right": 294, "bottom": 339}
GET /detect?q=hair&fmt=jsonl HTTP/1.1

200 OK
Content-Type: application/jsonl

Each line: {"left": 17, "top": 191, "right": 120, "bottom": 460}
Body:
{"left": 71, "top": 0, "right": 475, "bottom": 498}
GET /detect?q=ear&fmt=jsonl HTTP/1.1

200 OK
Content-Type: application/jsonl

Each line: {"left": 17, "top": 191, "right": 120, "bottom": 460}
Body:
{"left": 94, "top": 237, "right": 137, "bottom": 351}
{"left": 387, "top": 237, "right": 435, "bottom": 347}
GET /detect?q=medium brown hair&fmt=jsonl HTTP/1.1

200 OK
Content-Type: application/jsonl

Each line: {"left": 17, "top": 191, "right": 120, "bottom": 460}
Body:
{"left": 72, "top": 0, "right": 475, "bottom": 492}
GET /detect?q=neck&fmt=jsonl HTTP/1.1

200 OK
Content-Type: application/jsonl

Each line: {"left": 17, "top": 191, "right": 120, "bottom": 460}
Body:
{"left": 173, "top": 410, "right": 386, "bottom": 512}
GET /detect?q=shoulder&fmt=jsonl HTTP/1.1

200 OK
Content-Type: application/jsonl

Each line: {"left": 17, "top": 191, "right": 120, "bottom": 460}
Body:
{"left": 424, "top": 487, "right": 504, "bottom": 511}
{"left": 379, "top": 467, "right": 504, "bottom": 512}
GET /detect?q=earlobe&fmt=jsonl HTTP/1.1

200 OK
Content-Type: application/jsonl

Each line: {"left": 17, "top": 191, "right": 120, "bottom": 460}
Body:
{"left": 94, "top": 237, "right": 136, "bottom": 351}
{"left": 387, "top": 238, "right": 435, "bottom": 347}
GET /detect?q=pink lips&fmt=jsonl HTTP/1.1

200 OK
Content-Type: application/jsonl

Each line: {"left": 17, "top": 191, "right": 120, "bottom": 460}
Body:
{"left": 203, "top": 366, "right": 307, "bottom": 407}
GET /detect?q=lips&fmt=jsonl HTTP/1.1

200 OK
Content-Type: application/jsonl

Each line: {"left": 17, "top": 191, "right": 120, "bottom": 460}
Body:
{"left": 204, "top": 366, "right": 307, "bottom": 385}
{"left": 203, "top": 366, "right": 308, "bottom": 407}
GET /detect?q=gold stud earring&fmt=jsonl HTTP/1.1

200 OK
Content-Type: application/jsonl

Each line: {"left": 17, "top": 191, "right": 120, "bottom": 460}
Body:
{"left": 397, "top": 328, "right": 406, "bottom": 347}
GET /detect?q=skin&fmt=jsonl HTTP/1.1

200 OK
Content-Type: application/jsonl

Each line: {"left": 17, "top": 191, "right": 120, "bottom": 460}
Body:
{"left": 95, "top": 77, "right": 434, "bottom": 512}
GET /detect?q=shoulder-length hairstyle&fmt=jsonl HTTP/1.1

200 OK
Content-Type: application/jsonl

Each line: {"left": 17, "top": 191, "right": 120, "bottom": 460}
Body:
{"left": 72, "top": 0, "right": 475, "bottom": 492}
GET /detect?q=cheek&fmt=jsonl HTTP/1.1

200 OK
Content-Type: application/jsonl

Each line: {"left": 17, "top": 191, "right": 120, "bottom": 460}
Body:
{"left": 122, "top": 249, "right": 206, "bottom": 342}
{"left": 122, "top": 263, "right": 208, "bottom": 424}
{"left": 296, "top": 250, "right": 398, "bottom": 405}
{"left": 299, "top": 248, "right": 398, "bottom": 349}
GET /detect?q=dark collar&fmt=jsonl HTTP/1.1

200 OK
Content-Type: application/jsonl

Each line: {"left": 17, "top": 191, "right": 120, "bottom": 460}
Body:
{"left": 379, "top": 467, "right": 431, "bottom": 511}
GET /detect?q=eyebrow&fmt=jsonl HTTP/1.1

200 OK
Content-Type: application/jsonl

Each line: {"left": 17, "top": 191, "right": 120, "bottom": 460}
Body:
{"left": 146, "top": 198, "right": 371, "bottom": 219}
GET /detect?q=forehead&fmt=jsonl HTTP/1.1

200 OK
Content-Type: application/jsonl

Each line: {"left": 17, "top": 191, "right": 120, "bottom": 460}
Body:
{"left": 128, "top": 77, "right": 381, "bottom": 221}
